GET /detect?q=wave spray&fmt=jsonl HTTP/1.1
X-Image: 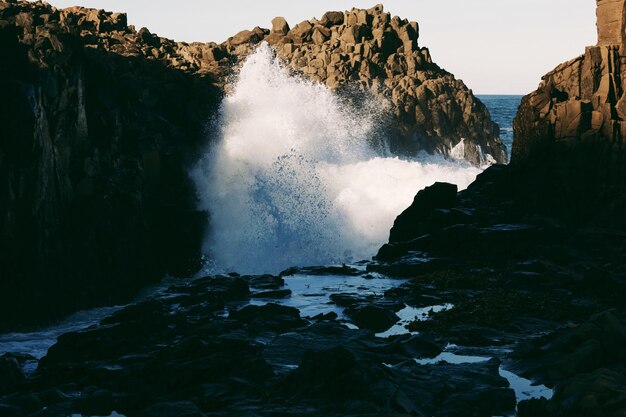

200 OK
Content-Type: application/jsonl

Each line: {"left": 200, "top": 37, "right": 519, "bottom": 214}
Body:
{"left": 192, "top": 43, "right": 483, "bottom": 274}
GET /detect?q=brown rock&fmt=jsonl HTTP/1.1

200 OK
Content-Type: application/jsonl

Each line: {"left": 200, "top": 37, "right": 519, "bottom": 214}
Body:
{"left": 513, "top": 0, "right": 626, "bottom": 190}
{"left": 289, "top": 20, "right": 313, "bottom": 43}
{"left": 596, "top": 0, "right": 626, "bottom": 46}
{"left": 320, "top": 11, "right": 344, "bottom": 27}
{"left": 271, "top": 16, "right": 289, "bottom": 35}
{"left": 228, "top": 26, "right": 266, "bottom": 46}
{"left": 312, "top": 27, "right": 329, "bottom": 45}
{"left": 341, "top": 25, "right": 359, "bottom": 44}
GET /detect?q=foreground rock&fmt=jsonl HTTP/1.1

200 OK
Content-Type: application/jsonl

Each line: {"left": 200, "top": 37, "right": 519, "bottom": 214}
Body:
{"left": 0, "top": 272, "right": 518, "bottom": 417}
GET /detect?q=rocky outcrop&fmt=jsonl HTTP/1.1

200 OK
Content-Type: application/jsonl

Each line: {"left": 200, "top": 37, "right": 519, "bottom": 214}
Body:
{"left": 224, "top": 5, "right": 507, "bottom": 165}
{"left": 0, "top": 0, "right": 222, "bottom": 330}
{"left": 375, "top": 2, "right": 626, "bottom": 415}
{"left": 513, "top": 0, "right": 626, "bottom": 192}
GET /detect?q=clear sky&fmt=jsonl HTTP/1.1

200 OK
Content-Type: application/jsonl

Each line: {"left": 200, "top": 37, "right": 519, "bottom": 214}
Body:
{"left": 40, "top": 0, "right": 597, "bottom": 94}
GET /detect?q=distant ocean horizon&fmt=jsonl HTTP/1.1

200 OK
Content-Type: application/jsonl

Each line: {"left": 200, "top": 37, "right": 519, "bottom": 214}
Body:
{"left": 477, "top": 94, "right": 523, "bottom": 159}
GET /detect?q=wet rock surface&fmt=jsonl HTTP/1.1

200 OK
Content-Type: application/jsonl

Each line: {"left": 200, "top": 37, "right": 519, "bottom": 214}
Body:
{"left": 2, "top": 243, "right": 625, "bottom": 417}
{"left": 0, "top": 269, "right": 523, "bottom": 417}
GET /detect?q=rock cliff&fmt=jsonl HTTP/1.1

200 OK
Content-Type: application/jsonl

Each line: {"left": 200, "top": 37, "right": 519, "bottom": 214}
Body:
{"left": 0, "top": 0, "right": 221, "bottom": 329}
{"left": 0, "top": 0, "right": 503, "bottom": 330}
{"left": 513, "top": 0, "right": 626, "bottom": 192}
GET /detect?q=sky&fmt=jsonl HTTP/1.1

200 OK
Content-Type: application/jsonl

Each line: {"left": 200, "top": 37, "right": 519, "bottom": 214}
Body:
{"left": 39, "top": 0, "right": 597, "bottom": 94}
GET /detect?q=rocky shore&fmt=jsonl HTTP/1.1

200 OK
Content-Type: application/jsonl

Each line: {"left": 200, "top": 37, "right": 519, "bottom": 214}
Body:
{"left": 0, "top": 0, "right": 504, "bottom": 331}
{"left": 1, "top": 1, "right": 624, "bottom": 416}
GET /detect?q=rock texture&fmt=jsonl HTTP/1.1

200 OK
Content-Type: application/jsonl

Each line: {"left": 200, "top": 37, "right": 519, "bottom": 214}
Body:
{"left": 0, "top": 0, "right": 222, "bottom": 330}
{"left": 597, "top": 0, "right": 626, "bottom": 46}
{"left": 513, "top": 0, "right": 626, "bottom": 191}
{"left": 224, "top": 5, "right": 507, "bottom": 164}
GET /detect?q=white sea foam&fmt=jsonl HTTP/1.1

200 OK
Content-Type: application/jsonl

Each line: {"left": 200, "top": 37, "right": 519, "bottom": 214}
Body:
{"left": 192, "top": 43, "right": 486, "bottom": 274}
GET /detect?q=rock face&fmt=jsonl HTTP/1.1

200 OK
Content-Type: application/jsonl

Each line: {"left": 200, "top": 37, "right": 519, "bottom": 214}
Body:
{"left": 0, "top": 1, "right": 222, "bottom": 330}
{"left": 597, "top": 0, "right": 626, "bottom": 46}
{"left": 513, "top": 0, "right": 626, "bottom": 191}
{"left": 224, "top": 5, "right": 507, "bottom": 164}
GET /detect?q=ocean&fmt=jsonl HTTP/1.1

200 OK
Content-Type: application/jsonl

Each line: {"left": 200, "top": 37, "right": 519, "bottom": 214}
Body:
{"left": 477, "top": 94, "right": 523, "bottom": 158}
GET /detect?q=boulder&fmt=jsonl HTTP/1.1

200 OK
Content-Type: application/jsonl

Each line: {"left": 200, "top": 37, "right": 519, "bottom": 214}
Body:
{"left": 271, "top": 16, "right": 289, "bottom": 35}
{"left": 388, "top": 182, "right": 458, "bottom": 243}
{"left": 227, "top": 26, "right": 266, "bottom": 46}
{"left": 320, "top": 11, "right": 344, "bottom": 27}
{"left": 345, "top": 304, "right": 400, "bottom": 332}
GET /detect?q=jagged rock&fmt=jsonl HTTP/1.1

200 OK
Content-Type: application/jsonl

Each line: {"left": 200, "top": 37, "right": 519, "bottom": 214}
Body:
{"left": 0, "top": 0, "right": 221, "bottom": 330}
{"left": 271, "top": 16, "right": 289, "bottom": 35}
{"left": 220, "top": 5, "right": 506, "bottom": 165}
{"left": 320, "top": 11, "right": 344, "bottom": 27}
{"left": 596, "top": 0, "right": 626, "bottom": 46}
{"left": 227, "top": 26, "right": 267, "bottom": 46}
{"left": 513, "top": 0, "right": 626, "bottom": 189}
{"left": 388, "top": 182, "right": 458, "bottom": 243}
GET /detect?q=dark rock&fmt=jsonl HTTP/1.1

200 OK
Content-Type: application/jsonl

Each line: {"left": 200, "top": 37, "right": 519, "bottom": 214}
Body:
{"left": 229, "top": 303, "right": 307, "bottom": 332}
{"left": 519, "top": 368, "right": 626, "bottom": 417}
{"left": 388, "top": 182, "right": 458, "bottom": 243}
{"left": 244, "top": 274, "right": 285, "bottom": 290}
{"left": 250, "top": 289, "right": 292, "bottom": 299}
{"left": 0, "top": 1, "right": 221, "bottom": 331}
{"left": 142, "top": 401, "right": 204, "bottom": 417}
{"left": 345, "top": 304, "right": 400, "bottom": 332}
{"left": 510, "top": 310, "right": 626, "bottom": 385}
{"left": 0, "top": 355, "right": 25, "bottom": 393}
{"left": 279, "top": 265, "right": 361, "bottom": 276}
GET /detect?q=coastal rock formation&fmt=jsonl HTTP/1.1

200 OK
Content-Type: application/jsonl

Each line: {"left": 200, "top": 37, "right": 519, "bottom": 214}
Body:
{"left": 0, "top": 1, "right": 504, "bottom": 330}
{"left": 377, "top": 1, "right": 626, "bottom": 415}
{"left": 0, "top": 0, "right": 221, "bottom": 329}
{"left": 513, "top": 0, "right": 626, "bottom": 191}
{"left": 224, "top": 5, "right": 507, "bottom": 165}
